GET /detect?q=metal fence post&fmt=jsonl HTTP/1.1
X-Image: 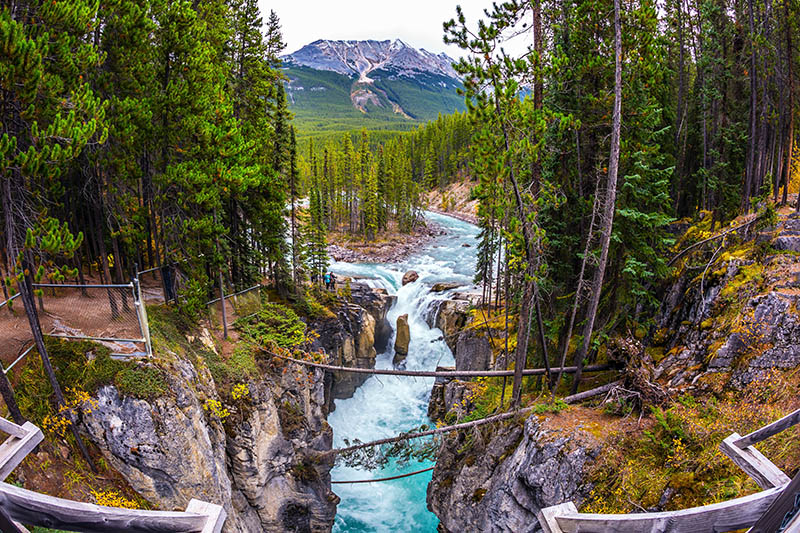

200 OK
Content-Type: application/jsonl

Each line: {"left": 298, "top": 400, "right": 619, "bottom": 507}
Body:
{"left": 133, "top": 275, "right": 153, "bottom": 357}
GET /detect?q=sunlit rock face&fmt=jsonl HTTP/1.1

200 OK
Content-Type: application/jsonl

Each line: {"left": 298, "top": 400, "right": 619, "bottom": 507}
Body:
{"left": 82, "top": 345, "right": 338, "bottom": 532}
{"left": 308, "top": 282, "right": 395, "bottom": 409}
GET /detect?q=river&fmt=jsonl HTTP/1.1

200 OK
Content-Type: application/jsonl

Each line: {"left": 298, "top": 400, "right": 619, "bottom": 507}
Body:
{"left": 328, "top": 211, "right": 479, "bottom": 532}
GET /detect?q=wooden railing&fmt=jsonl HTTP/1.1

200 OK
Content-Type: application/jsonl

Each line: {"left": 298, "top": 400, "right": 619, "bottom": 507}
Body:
{"left": 0, "top": 416, "right": 226, "bottom": 533}
{"left": 0, "top": 483, "right": 225, "bottom": 533}
{"left": 0, "top": 418, "right": 43, "bottom": 483}
{"left": 538, "top": 408, "right": 800, "bottom": 533}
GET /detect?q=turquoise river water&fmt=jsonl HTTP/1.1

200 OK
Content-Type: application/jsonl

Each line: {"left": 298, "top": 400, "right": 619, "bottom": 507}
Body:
{"left": 328, "top": 211, "right": 479, "bottom": 532}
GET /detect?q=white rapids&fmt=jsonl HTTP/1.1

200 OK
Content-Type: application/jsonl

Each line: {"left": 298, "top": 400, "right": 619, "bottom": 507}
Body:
{"left": 328, "top": 211, "right": 479, "bottom": 532}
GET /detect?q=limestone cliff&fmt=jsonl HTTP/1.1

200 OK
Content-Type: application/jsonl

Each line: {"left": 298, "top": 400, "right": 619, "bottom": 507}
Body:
{"left": 424, "top": 292, "right": 495, "bottom": 372}
{"left": 427, "top": 413, "right": 602, "bottom": 533}
{"left": 310, "top": 281, "right": 395, "bottom": 409}
{"left": 426, "top": 211, "right": 800, "bottom": 532}
{"left": 651, "top": 212, "right": 800, "bottom": 390}
{"left": 82, "top": 340, "right": 337, "bottom": 533}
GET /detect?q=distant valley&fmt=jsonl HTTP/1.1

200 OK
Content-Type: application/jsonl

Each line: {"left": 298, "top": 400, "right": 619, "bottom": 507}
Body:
{"left": 282, "top": 39, "right": 465, "bottom": 134}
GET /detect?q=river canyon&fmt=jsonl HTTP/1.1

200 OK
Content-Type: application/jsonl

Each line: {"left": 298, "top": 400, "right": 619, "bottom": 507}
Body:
{"left": 329, "top": 211, "right": 478, "bottom": 531}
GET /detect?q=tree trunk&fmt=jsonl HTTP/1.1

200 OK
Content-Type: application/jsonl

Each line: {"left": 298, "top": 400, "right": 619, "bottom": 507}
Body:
{"left": 534, "top": 288, "right": 552, "bottom": 389}
{"left": 290, "top": 136, "right": 298, "bottom": 291}
{"left": 674, "top": 0, "right": 687, "bottom": 212}
{"left": 1, "top": 177, "right": 24, "bottom": 421}
{"left": 18, "top": 266, "right": 96, "bottom": 472}
{"left": 112, "top": 236, "right": 130, "bottom": 312}
{"left": 511, "top": 278, "right": 536, "bottom": 406}
{"left": 92, "top": 210, "right": 119, "bottom": 320}
{"left": 213, "top": 210, "right": 228, "bottom": 340}
{"left": 785, "top": 0, "right": 795, "bottom": 207}
{"left": 744, "top": 0, "right": 758, "bottom": 211}
{"left": 500, "top": 239, "right": 510, "bottom": 408}
{"left": 571, "top": 0, "right": 623, "bottom": 394}
{"left": 0, "top": 371, "right": 24, "bottom": 424}
{"left": 554, "top": 173, "right": 598, "bottom": 393}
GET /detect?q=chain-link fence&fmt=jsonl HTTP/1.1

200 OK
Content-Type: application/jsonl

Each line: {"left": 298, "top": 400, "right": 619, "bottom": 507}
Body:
{"left": 207, "top": 284, "right": 263, "bottom": 331}
{"left": 0, "top": 294, "right": 34, "bottom": 376}
{"left": 0, "top": 268, "right": 264, "bottom": 375}
{"left": 0, "top": 281, "right": 152, "bottom": 375}
{"left": 136, "top": 264, "right": 184, "bottom": 304}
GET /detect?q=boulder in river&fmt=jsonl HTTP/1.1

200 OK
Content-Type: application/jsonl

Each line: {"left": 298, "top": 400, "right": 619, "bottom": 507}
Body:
{"left": 430, "top": 282, "right": 461, "bottom": 293}
{"left": 394, "top": 314, "right": 410, "bottom": 362}
{"left": 402, "top": 271, "right": 419, "bottom": 285}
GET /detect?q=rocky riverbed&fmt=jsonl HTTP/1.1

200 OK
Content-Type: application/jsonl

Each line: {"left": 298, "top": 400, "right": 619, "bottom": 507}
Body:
{"left": 327, "top": 221, "right": 446, "bottom": 263}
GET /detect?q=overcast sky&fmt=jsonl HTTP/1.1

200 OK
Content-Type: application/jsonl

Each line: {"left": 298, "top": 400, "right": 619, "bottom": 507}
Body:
{"left": 261, "top": 0, "right": 531, "bottom": 59}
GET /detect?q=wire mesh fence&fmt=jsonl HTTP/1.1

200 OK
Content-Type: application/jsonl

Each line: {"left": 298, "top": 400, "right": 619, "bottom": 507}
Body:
{"left": 0, "top": 282, "right": 151, "bottom": 374}
{"left": 207, "top": 284, "right": 263, "bottom": 331}
{"left": 136, "top": 264, "right": 183, "bottom": 304}
{"left": 0, "top": 294, "right": 34, "bottom": 376}
{"left": 0, "top": 267, "right": 263, "bottom": 375}
{"left": 136, "top": 267, "right": 167, "bottom": 303}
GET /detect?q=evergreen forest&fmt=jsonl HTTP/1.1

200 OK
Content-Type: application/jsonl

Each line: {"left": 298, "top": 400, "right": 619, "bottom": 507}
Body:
{"left": 1, "top": 0, "right": 800, "bottom": 527}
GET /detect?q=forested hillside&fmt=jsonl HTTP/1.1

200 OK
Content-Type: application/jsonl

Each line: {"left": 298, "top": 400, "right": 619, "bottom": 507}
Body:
{"left": 434, "top": 0, "right": 799, "bottom": 397}
{"left": 299, "top": 113, "right": 472, "bottom": 245}
{"left": 1, "top": 0, "right": 297, "bottom": 304}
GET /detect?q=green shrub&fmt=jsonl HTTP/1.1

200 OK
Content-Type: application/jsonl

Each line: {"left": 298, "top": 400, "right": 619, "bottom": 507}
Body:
{"left": 176, "top": 278, "right": 208, "bottom": 322}
{"left": 236, "top": 303, "right": 309, "bottom": 349}
{"left": 228, "top": 346, "right": 258, "bottom": 377}
{"left": 531, "top": 398, "right": 569, "bottom": 415}
{"left": 201, "top": 344, "right": 258, "bottom": 389}
{"left": 114, "top": 366, "right": 168, "bottom": 400}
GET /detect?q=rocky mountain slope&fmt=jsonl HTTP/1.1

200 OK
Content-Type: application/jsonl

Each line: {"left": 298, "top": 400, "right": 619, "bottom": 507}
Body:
{"left": 286, "top": 39, "right": 459, "bottom": 81}
{"left": 282, "top": 39, "right": 465, "bottom": 132}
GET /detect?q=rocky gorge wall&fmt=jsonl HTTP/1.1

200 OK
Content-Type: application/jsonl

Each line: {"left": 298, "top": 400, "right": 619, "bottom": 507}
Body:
{"left": 425, "top": 212, "right": 800, "bottom": 532}
{"left": 82, "top": 337, "right": 337, "bottom": 533}
{"left": 310, "top": 282, "right": 395, "bottom": 411}
{"left": 79, "top": 282, "right": 394, "bottom": 533}
{"left": 427, "top": 413, "right": 603, "bottom": 533}
{"left": 650, "top": 213, "right": 800, "bottom": 391}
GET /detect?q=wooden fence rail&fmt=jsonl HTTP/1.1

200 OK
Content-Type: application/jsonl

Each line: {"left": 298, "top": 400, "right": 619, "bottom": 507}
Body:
{"left": 0, "top": 482, "right": 225, "bottom": 533}
{"left": 538, "top": 406, "right": 800, "bottom": 533}
{"left": 0, "top": 420, "right": 43, "bottom": 482}
{"left": 0, "top": 417, "right": 226, "bottom": 533}
{"left": 539, "top": 486, "right": 784, "bottom": 533}
{"left": 734, "top": 408, "right": 800, "bottom": 449}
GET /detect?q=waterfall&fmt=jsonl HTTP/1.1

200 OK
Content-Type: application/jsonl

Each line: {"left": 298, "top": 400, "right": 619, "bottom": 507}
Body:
{"left": 328, "top": 212, "right": 478, "bottom": 532}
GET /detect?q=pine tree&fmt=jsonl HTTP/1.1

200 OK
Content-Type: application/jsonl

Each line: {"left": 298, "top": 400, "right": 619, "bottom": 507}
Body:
{"left": 263, "top": 10, "right": 286, "bottom": 68}
{"left": 1, "top": 0, "right": 106, "bottom": 462}
{"left": 288, "top": 126, "right": 303, "bottom": 289}
{"left": 305, "top": 186, "right": 328, "bottom": 284}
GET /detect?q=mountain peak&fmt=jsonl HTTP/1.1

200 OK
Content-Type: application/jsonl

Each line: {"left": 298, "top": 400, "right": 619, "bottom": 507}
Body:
{"left": 283, "top": 39, "right": 459, "bottom": 80}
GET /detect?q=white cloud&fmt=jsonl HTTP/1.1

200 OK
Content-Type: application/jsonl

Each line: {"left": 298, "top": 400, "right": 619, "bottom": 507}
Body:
{"left": 261, "top": 0, "right": 532, "bottom": 59}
